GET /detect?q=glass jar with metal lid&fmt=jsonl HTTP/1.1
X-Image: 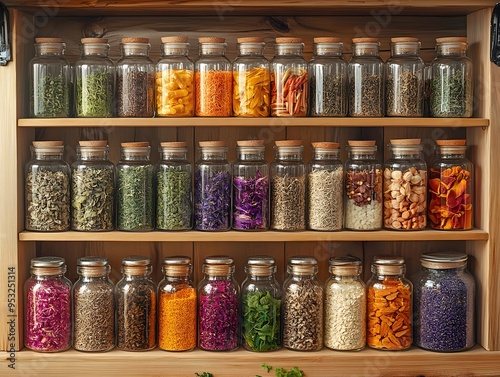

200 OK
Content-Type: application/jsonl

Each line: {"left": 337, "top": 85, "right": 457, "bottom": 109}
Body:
{"left": 29, "top": 37, "right": 71, "bottom": 118}
{"left": 156, "top": 36, "right": 194, "bottom": 117}
{"left": 232, "top": 37, "right": 271, "bottom": 117}
{"left": 25, "top": 140, "right": 70, "bottom": 231}
{"left": 198, "top": 256, "right": 239, "bottom": 351}
{"left": 233, "top": 139, "right": 269, "bottom": 231}
{"left": 412, "top": 252, "right": 475, "bottom": 352}
{"left": 71, "top": 140, "right": 115, "bottom": 231}
{"left": 383, "top": 138, "right": 427, "bottom": 231}
{"left": 366, "top": 255, "right": 412, "bottom": 350}
{"left": 72, "top": 256, "right": 115, "bottom": 352}
{"left": 241, "top": 256, "right": 282, "bottom": 352}
{"left": 324, "top": 256, "right": 366, "bottom": 351}
{"left": 158, "top": 256, "right": 197, "bottom": 351}
{"left": 116, "top": 256, "right": 156, "bottom": 351}
{"left": 282, "top": 256, "right": 323, "bottom": 351}
{"left": 428, "top": 139, "right": 473, "bottom": 230}
{"left": 24, "top": 256, "right": 72, "bottom": 352}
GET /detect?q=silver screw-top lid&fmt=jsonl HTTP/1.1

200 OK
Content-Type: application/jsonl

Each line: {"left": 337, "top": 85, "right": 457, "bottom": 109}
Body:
{"left": 31, "top": 256, "right": 65, "bottom": 268}
{"left": 122, "top": 255, "right": 151, "bottom": 266}
{"left": 420, "top": 252, "right": 468, "bottom": 269}
{"left": 77, "top": 256, "right": 108, "bottom": 267}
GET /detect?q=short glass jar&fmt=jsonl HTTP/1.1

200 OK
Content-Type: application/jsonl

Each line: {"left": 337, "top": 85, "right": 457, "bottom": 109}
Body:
{"left": 383, "top": 139, "right": 427, "bottom": 231}
{"left": 72, "top": 256, "right": 115, "bottom": 352}
{"left": 25, "top": 140, "right": 70, "bottom": 231}
{"left": 71, "top": 140, "right": 115, "bottom": 231}
{"left": 428, "top": 139, "right": 473, "bottom": 230}
{"left": 24, "top": 256, "right": 72, "bottom": 352}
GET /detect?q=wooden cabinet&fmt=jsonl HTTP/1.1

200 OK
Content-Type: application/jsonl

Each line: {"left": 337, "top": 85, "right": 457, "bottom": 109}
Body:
{"left": 1, "top": 1, "right": 499, "bottom": 375}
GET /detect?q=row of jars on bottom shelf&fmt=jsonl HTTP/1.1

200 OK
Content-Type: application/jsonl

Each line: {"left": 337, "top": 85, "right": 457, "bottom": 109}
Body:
{"left": 25, "top": 252, "right": 475, "bottom": 353}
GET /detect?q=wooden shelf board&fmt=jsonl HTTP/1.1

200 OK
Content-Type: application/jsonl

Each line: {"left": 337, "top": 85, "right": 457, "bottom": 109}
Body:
{"left": 18, "top": 229, "right": 489, "bottom": 242}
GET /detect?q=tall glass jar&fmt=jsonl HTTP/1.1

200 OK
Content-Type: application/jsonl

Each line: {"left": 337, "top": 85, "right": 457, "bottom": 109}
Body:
{"left": 232, "top": 37, "right": 270, "bottom": 117}
{"left": 195, "top": 37, "right": 232, "bottom": 116}
{"left": 344, "top": 140, "right": 382, "bottom": 230}
{"left": 116, "top": 142, "right": 154, "bottom": 231}
{"left": 366, "top": 256, "right": 412, "bottom": 351}
{"left": 24, "top": 256, "right": 71, "bottom": 352}
{"left": 430, "top": 37, "right": 473, "bottom": 118}
{"left": 412, "top": 252, "right": 475, "bottom": 352}
{"left": 348, "top": 37, "right": 384, "bottom": 117}
{"left": 308, "top": 37, "right": 347, "bottom": 117}
{"left": 116, "top": 37, "right": 155, "bottom": 117}
{"left": 25, "top": 140, "right": 70, "bottom": 231}
{"left": 429, "top": 139, "right": 473, "bottom": 230}
{"left": 71, "top": 140, "right": 114, "bottom": 231}
{"left": 158, "top": 256, "right": 197, "bottom": 351}
{"left": 307, "top": 142, "right": 344, "bottom": 231}
{"left": 29, "top": 37, "right": 71, "bottom": 118}
{"left": 194, "top": 141, "right": 231, "bottom": 231}
{"left": 241, "top": 256, "right": 282, "bottom": 352}
{"left": 383, "top": 139, "right": 427, "bottom": 231}
{"left": 72, "top": 256, "right": 115, "bottom": 352}
{"left": 116, "top": 256, "right": 156, "bottom": 351}
{"left": 156, "top": 142, "right": 192, "bottom": 231}
{"left": 283, "top": 256, "right": 323, "bottom": 351}
{"left": 270, "top": 140, "right": 306, "bottom": 231}
{"left": 233, "top": 140, "right": 269, "bottom": 231}
{"left": 385, "top": 37, "right": 425, "bottom": 117}
{"left": 198, "top": 256, "right": 239, "bottom": 351}
{"left": 270, "top": 37, "right": 308, "bottom": 117}
{"left": 74, "top": 37, "right": 114, "bottom": 118}
{"left": 324, "top": 256, "right": 366, "bottom": 351}
{"left": 156, "top": 36, "right": 194, "bottom": 117}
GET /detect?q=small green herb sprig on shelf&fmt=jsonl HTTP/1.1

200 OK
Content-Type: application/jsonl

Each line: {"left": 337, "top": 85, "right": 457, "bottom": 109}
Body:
{"left": 195, "top": 373, "right": 214, "bottom": 377}
{"left": 76, "top": 70, "right": 114, "bottom": 117}
{"left": 259, "top": 363, "right": 304, "bottom": 377}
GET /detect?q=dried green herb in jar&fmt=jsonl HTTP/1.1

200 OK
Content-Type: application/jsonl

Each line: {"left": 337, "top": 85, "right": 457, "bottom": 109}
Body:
{"left": 310, "top": 74, "right": 346, "bottom": 116}
{"left": 76, "top": 71, "right": 114, "bottom": 117}
{"left": 386, "top": 70, "right": 422, "bottom": 117}
{"left": 431, "top": 71, "right": 472, "bottom": 117}
{"left": 33, "top": 74, "right": 70, "bottom": 118}
{"left": 348, "top": 73, "right": 383, "bottom": 117}
{"left": 156, "top": 168, "right": 192, "bottom": 230}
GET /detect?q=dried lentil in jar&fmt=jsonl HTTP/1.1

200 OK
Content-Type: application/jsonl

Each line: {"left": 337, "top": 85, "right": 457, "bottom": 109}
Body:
{"left": 383, "top": 139, "right": 427, "bottom": 231}
{"left": 412, "top": 252, "right": 475, "bottom": 352}
{"left": 158, "top": 256, "right": 197, "bottom": 351}
{"left": 367, "top": 256, "right": 412, "bottom": 351}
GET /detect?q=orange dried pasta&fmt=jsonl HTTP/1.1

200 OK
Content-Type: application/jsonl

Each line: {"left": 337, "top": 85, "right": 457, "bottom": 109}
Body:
{"left": 156, "top": 69, "right": 194, "bottom": 116}
{"left": 233, "top": 67, "right": 270, "bottom": 117}
{"left": 195, "top": 70, "right": 232, "bottom": 116}
{"left": 271, "top": 67, "right": 308, "bottom": 117}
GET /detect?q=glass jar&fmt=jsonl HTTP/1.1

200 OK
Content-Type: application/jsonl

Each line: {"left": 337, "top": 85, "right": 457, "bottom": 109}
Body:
{"left": 412, "top": 252, "right": 475, "bottom": 352}
{"left": 270, "top": 140, "right": 306, "bottom": 231}
{"left": 116, "top": 256, "right": 156, "bottom": 351}
{"left": 74, "top": 37, "right": 114, "bottom": 118}
{"left": 430, "top": 37, "right": 473, "bottom": 118}
{"left": 71, "top": 140, "right": 115, "bottom": 231}
{"left": 24, "top": 256, "right": 72, "bottom": 352}
{"left": 195, "top": 37, "right": 232, "bottom": 116}
{"left": 344, "top": 140, "right": 382, "bottom": 230}
{"left": 366, "top": 255, "right": 412, "bottom": 351}
{"left": 348, "top": 37, "right": 384, "bottom": 117}
{"left": 232, "top": 37, "right": 271, "bottom": 117}
{"left": 198, "top": 256, "right": 239, "bottom": 351}
{"left": 324, "top": 256, "right": 366, "bottom": 351}
{"left": 29, "top": 37, "right": 71, "bottom": 118}
{"left": 194, "top": 141, "right": 231, "bottom": 231}
{"left": 116, "top": 37, "right": 155, "bottom": 117}
{"left": 233, "top": 140, "right": 269, "bottom": 231}
{"left": 383, "top": 139, "right": 427, "bottom": 231}
{"left": 156, "top": 36, "right": 194, "bottom": 117}
{"left": 270, "top": 37, "right": 308, "bottom": 117}
{"left": 307, "top": 142, "right": 344, "bottom": 231}
{"left": 72, "top": 256, "right": 115, "bottom": 352}
{"left": 241, "top": 256, "right": 282, "bottom": 352}
{"left": 429, "top": 139, "right": 473, "bottom": 230}
{"left": 308, "top": 37, "right": 347, "bottom": 117}
{"left": 116, "top": 142, "right": 154, "bottom": 231}
{"left": 25, "top": 140, "right": 70, "bottom": 231}
{"left": 385, "top": 37, "right": 424, "bottom": 117}
{"left": 283, "top": 256, "right": 323, "bottom": 351}
{"left": 158, "top": 256, "right": 197, "bottom": 351}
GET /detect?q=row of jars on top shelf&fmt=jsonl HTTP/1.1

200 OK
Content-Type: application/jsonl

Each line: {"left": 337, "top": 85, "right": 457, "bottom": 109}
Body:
{"left": 30, "top": 35, "right": 473, "bottom": 119}
{"left": 25, "top": 137, "right": 474, "bottom": 232}
{"left": 25, "top": 252, "right": 475, "bottom": 354}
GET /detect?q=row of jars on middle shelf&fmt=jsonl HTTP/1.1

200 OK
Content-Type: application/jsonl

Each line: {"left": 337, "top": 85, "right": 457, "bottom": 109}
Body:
{"left": 25, "top": 252, "right": 475, "bottom": 354}
{"left": 25, "top": 137, "right": 474, "bottom": 232}
{"left": 30, "top": 34, "right": 473, "bottom": 118}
